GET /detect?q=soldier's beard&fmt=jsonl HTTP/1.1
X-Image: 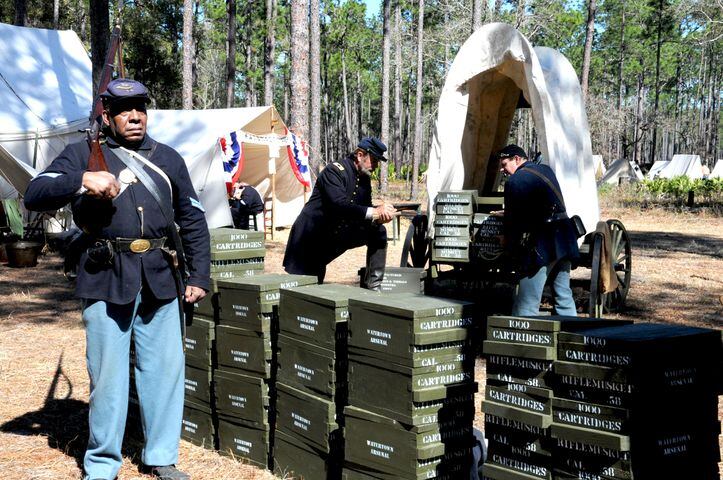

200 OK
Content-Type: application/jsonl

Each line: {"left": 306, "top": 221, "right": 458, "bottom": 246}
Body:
{"left": 358, "top": 165, "right": 372, "bottom": 176}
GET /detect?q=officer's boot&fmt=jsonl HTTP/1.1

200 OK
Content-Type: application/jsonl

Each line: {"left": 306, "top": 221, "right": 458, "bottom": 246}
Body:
{"left": 363, "top": 246, "right": 387, "bottom": 291}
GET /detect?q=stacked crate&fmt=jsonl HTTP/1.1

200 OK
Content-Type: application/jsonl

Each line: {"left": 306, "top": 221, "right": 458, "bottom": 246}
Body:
{"left": 551, "top": 322, "right": 722, "bottom": 479}
{"left": 469, "top": 213, "right": 504, "bottom": 263}
{"left": 213, "top": 274, "right": 316, "bottom": 469}
{"left": 357, "top": 267, "right": 427, "bottom": 293}
{"left": 343, "top": 293, "right": 478, "bottom": 479}
{"left": 431, "top": 190, "right": 476, "bottom": 263}
{"left": 274, "top": 284, "right": 375, "bottom": 479}
{"left": 481, "top": 315, "right": 629, "bottom": 480}
{"left": 182, "top": 227, "right": 267, "bottom": 449}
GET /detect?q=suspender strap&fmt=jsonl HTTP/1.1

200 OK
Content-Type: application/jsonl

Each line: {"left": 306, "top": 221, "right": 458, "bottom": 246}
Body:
{"left": 523, "top": 167, "right": 567, "bottom": 210}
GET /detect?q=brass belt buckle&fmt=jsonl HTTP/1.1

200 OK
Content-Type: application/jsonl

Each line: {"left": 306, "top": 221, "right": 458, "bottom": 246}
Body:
{"left": 129, "top": 238, "right": 151, "bottom": 253}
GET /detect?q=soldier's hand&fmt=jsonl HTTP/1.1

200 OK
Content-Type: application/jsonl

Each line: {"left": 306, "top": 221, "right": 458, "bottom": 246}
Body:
{"left": 184, "top": 285, "right": 206, "bottom": 303}
{"left": 82, "top": 171, "right": 121, "bottom": 199}
{"left": 373, "top": 204, "right": 397, "bottom": 224}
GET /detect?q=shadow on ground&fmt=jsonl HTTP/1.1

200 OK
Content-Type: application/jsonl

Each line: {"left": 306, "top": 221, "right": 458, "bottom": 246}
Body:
{"left": 0, "top": 353, "right": 145, "bottom": 475}
{"left": 628, "top": 231, "right": 723, "bottom": 258}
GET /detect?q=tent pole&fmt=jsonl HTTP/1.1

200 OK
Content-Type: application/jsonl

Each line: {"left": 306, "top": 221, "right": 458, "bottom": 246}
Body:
{"left": 271, "top": 173, "right": 276, "bottom": 240}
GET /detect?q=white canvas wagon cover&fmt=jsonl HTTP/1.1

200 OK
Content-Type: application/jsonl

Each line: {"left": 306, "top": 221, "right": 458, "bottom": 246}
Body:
{"left": 426, "top": 23, "right": 599, "bottom": 234}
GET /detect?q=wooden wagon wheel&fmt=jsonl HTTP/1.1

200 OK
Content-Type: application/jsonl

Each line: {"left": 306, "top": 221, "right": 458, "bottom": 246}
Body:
{"left": 400, "top": 214, "right": 430, "bottom": 268}
{"left": 588, "top": 219, "right": 632, "bottom": 317}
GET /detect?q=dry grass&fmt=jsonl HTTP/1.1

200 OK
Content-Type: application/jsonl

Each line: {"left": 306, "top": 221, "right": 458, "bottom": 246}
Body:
{"left": 0, "top": 203, "right": 721, "bottom": 479}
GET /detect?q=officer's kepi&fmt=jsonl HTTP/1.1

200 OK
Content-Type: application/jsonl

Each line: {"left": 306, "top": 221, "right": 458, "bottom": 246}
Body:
{"left": 99, "top": 78, "right": 151, "bottom": 105}
{"left": 358, "top": 137, "right": 388, "bottom": 162}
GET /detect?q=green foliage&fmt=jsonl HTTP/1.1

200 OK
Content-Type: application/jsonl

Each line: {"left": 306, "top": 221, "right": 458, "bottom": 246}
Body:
{"left": 640, "top": 176, "right": 723, "bottom": 205}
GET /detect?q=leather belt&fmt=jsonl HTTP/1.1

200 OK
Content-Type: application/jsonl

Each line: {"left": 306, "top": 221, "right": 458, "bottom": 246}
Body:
{"left": 113, "top": 237, "right": 167, "bottom": 253}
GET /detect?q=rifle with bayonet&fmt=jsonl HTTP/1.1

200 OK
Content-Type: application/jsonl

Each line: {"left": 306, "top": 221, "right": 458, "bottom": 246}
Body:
{"left": 87, "top": 25, "right": 125, "bottom": 172}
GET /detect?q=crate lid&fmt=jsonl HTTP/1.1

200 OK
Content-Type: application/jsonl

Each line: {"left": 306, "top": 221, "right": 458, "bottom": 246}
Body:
{"left": 349, "top": 293, "right": 471, "bottom": 318}
{"left": 217, "top": 273, "right": 316, "bottom": 292}
{"left": 280, "top": 283, "right": 379, "bottom": 307}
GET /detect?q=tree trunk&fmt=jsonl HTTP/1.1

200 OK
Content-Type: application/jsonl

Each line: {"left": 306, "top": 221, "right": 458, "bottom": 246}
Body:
{"left": 580, "top": 0, "right": 597, "bottom": 101}
{"left": 650, "top": 0, "right": 663, "bottom": 166}
{"left": 411, "top": 0, "right": 424, "bottom": 199}
{"left": 89, "top": 0, "right": 109, "bottom": 95}
{"left": 310, "top": 0, "right": 321, "bottom": 171}
{"left": 393, "top": 0, "right": 403, "bottom": 173}
{"left": 225, "top": 0, "right": 236, "bottom": 108}
{"left": 264, "top": 0, "right": 276, "bottom": 107}
{"left": 380, "top": 0, "right": 392, "bottom": 192}
{"left": 616, "top": 6, "right": 625, "bottom": 159}
{"left": 14, "top": 0, "right": 27, "bottom": 26}
{"left": 341, "top": 50, "right": 353, "bottom": 150}
{"left": 245, "top": 7, "right": 254, "bottom": 107}
{"left": 53, "top": 0, "right": 60, "bottom": 29}
{"left": 182, "top": 0, "right": 194, "bottom": 109}
{"left": 290, "top": 0, "right": 310, "bottom": 141}
{"left": 472, "top": 0, "right": 482, "bottom": 32}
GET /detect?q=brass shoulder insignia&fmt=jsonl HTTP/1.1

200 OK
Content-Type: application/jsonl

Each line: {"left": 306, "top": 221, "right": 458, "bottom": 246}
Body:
{"left": 332, "top": 162, "right": 345, "bottom": 171}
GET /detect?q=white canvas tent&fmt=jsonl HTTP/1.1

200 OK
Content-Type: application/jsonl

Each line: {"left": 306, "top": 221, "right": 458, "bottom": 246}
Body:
{"left": 647, "top": 160, "right": 670, "bottom": 178}
{"left": 426, "top": 23, "right": 599, "bottom": 234}
{"left": 0, "top": 23, "right": 306, "bottom": 229}
{"left": 599, "top": 159, "right": 644, "bottom": 185}
{"left": 710, "top": 160, "right": 723, "bottom": 179}
{"left": 147, "top": 107, "right": 306, "bottom": 228}
{"left": 592, "top": 155, "right": 606, "bottom": 180}
{"left": 0, "top": 23, "right": 91, "bottom": 198}
{"left": 656, "top": 154, "right": 704, "bottom": 179}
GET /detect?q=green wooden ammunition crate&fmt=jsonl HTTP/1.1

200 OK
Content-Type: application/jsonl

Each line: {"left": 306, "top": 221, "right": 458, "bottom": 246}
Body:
{"left": 349, "top": 341, "right": 470, "bottom": 369}
{"left": 184, "top": 364, "right": 212, "bottom": 406}
{"left": 217, "top": 416, "right": 270, "bottom": 468}
{"left": 473, "top": 212, "right": 504, "bottom": 229}
{"left": 482, "top": 462, "right": 547, "bottom": 480}
{"left": 433, "top": 236, "right": 470, "bottom": 248}
{"left": 488, "top": 315, "right": 630, "bottom": 333}
{"left": 483, "top": 340, "right": 555, "bottom": 360}
{"left": 356, "top": 267, "right": 427, "bottom": 294}
{"left": 435, "top": 190, "right": 476, "bottom": 215}
{"left": 210, "top": 248, "right": 266, "bottom": 261}
{"left": 434, "top": 225, "right": 470, "bottom": 237}
{"left": 217, "top": 273, "right": 317, "bottom": 322}
{"left": 487, "top": 327, "right": 555, "bottom": 347}
{"left": 210, "top": 264, "right": 264, "bottom": 281}
{"left": 274, "top": 428, "right": 339, "bottom": 480}
{"left": 344, "top": 405, "right": 474, "bottom": 477}
{"left": 348, "top": 293, "right": 473, "bottom": 357}
{"left": 484, "top": 413, "right": 549, "bottom": 439}
{"left": 210, "top": 237, "right": 264, "bottom": 254}
{"left": 215, "top": 324, "right": 272, "bottom": 378}
{"left": 181, "top": 400, "right": 216, "bottom": 449}
{"left": 552, "top": 449, "right": 632, "bottom": 480}
{"left": 275, "top": 382, "right": 339, "bottom": 453}
{"left": 348, "top": 353, "right": 474, "bottom": 423}
{"left": 486, "top": 354, "right": 553, "bottom": 389}
{"left": 431, "top": 246, "right": 470, "bottom": 262}
{"left": 434, "top": 213, "right": 472, "bottom": 227}
{"left": 214, "top": 369, "right": 270, "bottom": 426}
{"left": 342, "top": 454, "right": 472, "bottom": 480}
{"left": 485, "top": 381, "right": 552, "bottom": 416}
{"left": 279, "top": 283, "right": 374, "bottom": 349}
{"left": 487, "top": 441, "right": 552, "bottom": 480}
{"left": 484, "top": 423, "right": 552, "bottom": 457}
{"left": 184, "top": 315, "right": 215, "bottom": 369}
{"left": 276, "top": 334, "right": 344, "bottom": 400}
{"left": 481, "top": 400, "right": 552, "bottom": 429}
{"left": 209, "top": 227, "right": 265, "bottom": 243}
{"left": 550, "top": 423, "right": 630, "bottom": 452}
{"left": 219, "top": 310, "right": 274, "bottom": 335}
{"left": 192, "top": 294, "right": 214, "bottom": 318}
{"left": 209, "top": 256, "right": 264, "bottom": 273}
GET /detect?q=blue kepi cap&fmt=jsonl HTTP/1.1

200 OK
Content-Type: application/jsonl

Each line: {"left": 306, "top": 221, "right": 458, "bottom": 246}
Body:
{"left": 100, "top": 78, "right": 151, "bottom": 104}
{"left": 358, "top": 136, "right": 388, "bottom": 162}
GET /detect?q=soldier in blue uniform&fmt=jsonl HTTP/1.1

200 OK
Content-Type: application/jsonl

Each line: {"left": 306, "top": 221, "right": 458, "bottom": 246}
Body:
{"left": 283, "top": 137, "right": 396, "bottom": 289}
{"left": 24, "top": 79, "right": 210, "bottom": 480}
{"left": 497, "top": 144, "right": 579, "bottom": 316}
{"left": 229, "top": 182, "right": 264, "bottom": 230}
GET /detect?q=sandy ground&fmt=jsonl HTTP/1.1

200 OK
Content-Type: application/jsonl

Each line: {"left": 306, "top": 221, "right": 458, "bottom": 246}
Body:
{"left": 0, "top": 204, "right": 721, "bottom": 479}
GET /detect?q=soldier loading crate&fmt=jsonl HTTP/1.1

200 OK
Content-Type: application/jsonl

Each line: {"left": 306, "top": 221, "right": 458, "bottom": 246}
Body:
{"left": 401, "top": 24, "right": 632, "bottom": 318}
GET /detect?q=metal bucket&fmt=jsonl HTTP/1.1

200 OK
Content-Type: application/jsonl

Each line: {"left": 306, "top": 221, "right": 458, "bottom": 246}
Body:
{"left": 6, "top": 241, "right": 42, "bottom": 268}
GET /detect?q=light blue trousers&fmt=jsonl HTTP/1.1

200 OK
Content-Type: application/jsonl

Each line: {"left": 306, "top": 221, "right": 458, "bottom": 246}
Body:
{"left": 512, "top": 259, "right": 577, "bottom": 317}
{"left": 82, "top": 294, "right": 184, "bottom": 480}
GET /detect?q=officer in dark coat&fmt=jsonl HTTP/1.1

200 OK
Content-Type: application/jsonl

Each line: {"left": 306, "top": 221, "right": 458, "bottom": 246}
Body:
{"left": 24, "top": 79, "right": 209, "bottom": 480}
{"left": 283, "top": 137, "right": 396, "bottom": 289}
{"left": 498, "top": 144, "right": 579, "bottom": 316}
{"left": 229, "top": 182, "right": 264, "bottom": 230}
